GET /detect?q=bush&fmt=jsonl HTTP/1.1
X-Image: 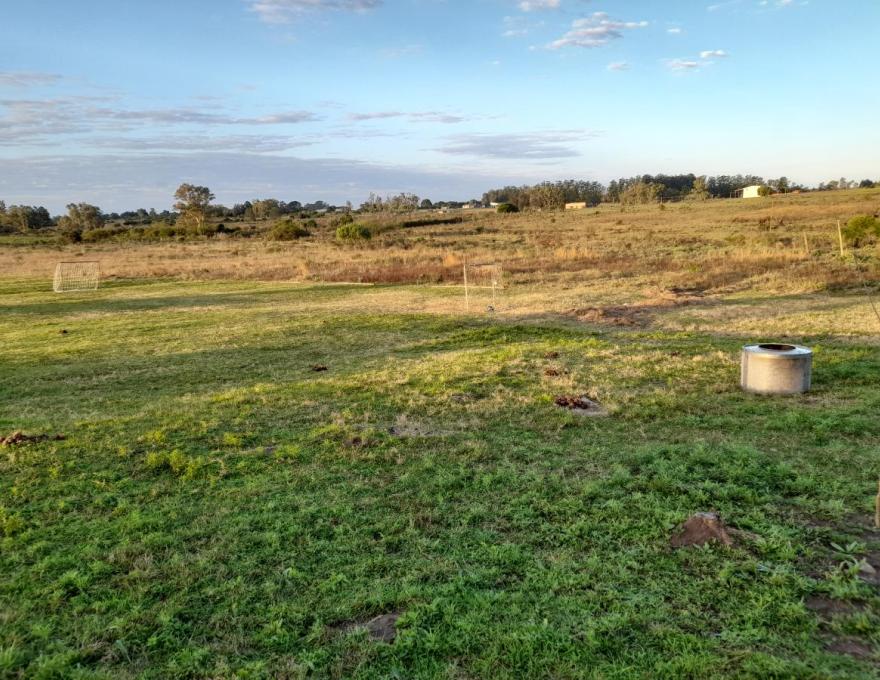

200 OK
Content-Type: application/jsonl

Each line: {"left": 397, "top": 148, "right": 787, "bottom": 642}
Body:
{"left": 842, "top": 214, "right": 880, "bottom": 247}
{"left": 336, "top": 224, "right": 371, "bottom": 241}
{"left": 496, "top": 203, "right": 519, "bottom": 214}
{"left": 267, "top": 218, "right": 310, "bottom": 241}
{"left": 330, "top": 212, "right": 354, "bottom": 228}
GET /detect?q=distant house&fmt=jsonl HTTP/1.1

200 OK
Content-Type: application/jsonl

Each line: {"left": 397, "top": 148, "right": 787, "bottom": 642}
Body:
{"left": 740, "top": 185, "right": 764, "bottom": 199}
{"left": 565, "top": 202, "right": 588, "bottom": 210}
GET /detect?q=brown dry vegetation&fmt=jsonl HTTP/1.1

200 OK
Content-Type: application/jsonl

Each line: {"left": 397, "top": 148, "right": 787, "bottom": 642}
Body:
{"left": 2, "top": 189, "right": 879, "bottom": 319}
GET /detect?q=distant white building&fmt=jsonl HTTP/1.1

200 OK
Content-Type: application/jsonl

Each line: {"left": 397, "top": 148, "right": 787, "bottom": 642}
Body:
{"left": 740, "top": 185, "right": 763, "bottom": 199}
{"left": 565, "top": 202, "right": 588, "bottom": 210}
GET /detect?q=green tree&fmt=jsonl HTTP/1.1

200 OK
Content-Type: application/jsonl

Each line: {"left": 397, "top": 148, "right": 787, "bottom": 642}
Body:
{"left": 57, "top": 203, "right": 104, "bottom": 242}
{"left": 688, "top": 176, "right": 710, "bottom": 201}
{"left": 174, "top": 183, "right": 214, "bottom": 231}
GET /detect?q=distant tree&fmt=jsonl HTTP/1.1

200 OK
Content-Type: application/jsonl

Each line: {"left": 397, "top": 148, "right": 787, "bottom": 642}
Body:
{"left": 57, "top": 203, "right": 104, "bottom": 241}
{"left": 496, "top": 203, "right": 518, "bottom": 214}
{"left": 0, "top": 200, "right": 5, "bottom": 216}
{"left": 687, "top": 176, "right": 710, "bottom": 201}
{"left": 420, "top": 198, "right": 433, "bottom": 210}
{"left": 251, "top": 199, "right": 281, "bottom": 221}
{"left": 360, "top": 193, "right": 384, "bottom": 213}
{"left": 859, "top": 179, "right": 876, "bottom": 189}
{"left": 620, "top": 181, "right": 662, "bottom": 205}
{"left": 758, "top": 185, "right": 772, "bottom": 197}
{"left": 173, "top": 183, "right": 214, "bottom": 231}
{"left": 6, "top": 205, "right": 53, "bottom": 233}
{"left": 386, "top": 193, "right": 420, "bottom": 212}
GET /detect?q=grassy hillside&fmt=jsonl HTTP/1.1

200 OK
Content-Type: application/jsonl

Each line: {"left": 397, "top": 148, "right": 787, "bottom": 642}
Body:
{"left": 1, "top": 278, "right": 878, "bottom": 678}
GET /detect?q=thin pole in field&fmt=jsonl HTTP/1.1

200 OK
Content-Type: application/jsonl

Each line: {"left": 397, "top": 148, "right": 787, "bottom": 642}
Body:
{"left": 837, "top": 220, "right": 846, "bottom": 257}
{"left": 463, "top": 256, "right": 469, "bottom": 312}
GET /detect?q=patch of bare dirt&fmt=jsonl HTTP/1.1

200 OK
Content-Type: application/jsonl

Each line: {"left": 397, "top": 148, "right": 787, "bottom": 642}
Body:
{"left": 670, "top": 512, "right": 733, "bottom": 548}
{"left": 333, "top": 612, "right": 401, "bottom": 643}
{"left": 544, "top": 367, "right": 563, "bottom": 377}
{"left": 570, "top": 287, "right": 711, "bottom": 327}
{"left": 554, "top": 395, "right": 604, "bottom": 416}
{"left": 1, "top": 431, "right": 65, "bottom": 447}
{"left": 825, "top": 637, "right": 876, "bottom": 660}
{"left": 310, "top": 365, "right": 328, "bottom": 372}
{"left": 544, "top": 351, "right": 560, "bottom": 359}
{"left": 805, "top": 595, "right": 862, "bottom": 618}
{"left": 388, "top": 415, "right": 435, "bottom": 438}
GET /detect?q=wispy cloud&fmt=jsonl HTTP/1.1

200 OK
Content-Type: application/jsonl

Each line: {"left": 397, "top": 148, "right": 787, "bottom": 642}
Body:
{"left": 667, "top": 27, "right": 683, "bottom": 34}
{"left": 665, "top": 58, "right": 702, "bottom": 71}
{"left": 439, "top": 130, "right": 597, "bottom": 160}
{"left": 246, "top": 0, "right": 381, "bottom": 24}
{"left": 699, "top": 49, "right": 728, "bottom": 58}
{"left": 547, "top": 13, "right": 648, "bottom": 50}
{"left": 519, "top": 0, "right": 559, "bottom": 11}
{"left": 607, "top": 61, "right": 629, "bottom": 72}
{"left": 0, "top": 97, "right": 321, "bottom": 147}
{"left": 348, "top": 111, "right": 467, "bottom": 124}
{"left": 0, "top": 72, "right": 63, "bottom": 88}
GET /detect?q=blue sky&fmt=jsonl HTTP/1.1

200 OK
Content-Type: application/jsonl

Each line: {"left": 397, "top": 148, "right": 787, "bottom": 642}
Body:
{"left": 0, "top": 0, "right": 877, "bottom": 212}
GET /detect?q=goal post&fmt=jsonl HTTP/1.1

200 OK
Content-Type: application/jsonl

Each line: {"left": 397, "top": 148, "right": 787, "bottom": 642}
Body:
{"left": 463, "top": 260, "right": 503, "bottom": 311}
{"left": 53, "top": 261, "right": 100, "bottom": 293}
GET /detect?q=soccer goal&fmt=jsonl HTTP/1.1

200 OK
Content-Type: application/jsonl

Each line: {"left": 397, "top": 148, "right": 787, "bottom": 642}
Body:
{"left": 53, "top": 261, "right": 100, "bottom": 293}
{"left": 463, "top": 261, "right": 503, "bottom": 311}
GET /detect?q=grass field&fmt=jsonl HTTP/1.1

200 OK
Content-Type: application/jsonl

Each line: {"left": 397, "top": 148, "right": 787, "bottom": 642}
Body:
{"left": 2, "top": 192, "right": 880, "bottom": 678}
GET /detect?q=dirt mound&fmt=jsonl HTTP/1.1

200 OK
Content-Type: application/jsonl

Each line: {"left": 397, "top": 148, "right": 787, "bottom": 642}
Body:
{"left": 1, "top": 431, "right": 65, "bottom": 447}
{"left": 670, "top": 512, "right": 733, "bottom": 548}
{"left": 570, "top": 305, "right": 648, "bottom": 327}
{"left": 554, "top": 395, "right": 604, "bottom": 416}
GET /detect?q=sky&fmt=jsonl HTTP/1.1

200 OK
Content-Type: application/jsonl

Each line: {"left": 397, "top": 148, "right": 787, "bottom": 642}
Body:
{"left": 0, "top": 0, "right": 877, "bottom": 213}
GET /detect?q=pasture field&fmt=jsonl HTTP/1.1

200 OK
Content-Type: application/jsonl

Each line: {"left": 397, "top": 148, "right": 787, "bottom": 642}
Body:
{"left": 1, "top": 192, "right": 880, "bottom": 678}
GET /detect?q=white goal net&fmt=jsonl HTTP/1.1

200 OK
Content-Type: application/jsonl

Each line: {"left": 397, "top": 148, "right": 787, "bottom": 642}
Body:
{"left": 463, "top": 261, "right": 503, "bottom": 311}
{"left": 53, "top": 261, "right": 100, "bottom": 293}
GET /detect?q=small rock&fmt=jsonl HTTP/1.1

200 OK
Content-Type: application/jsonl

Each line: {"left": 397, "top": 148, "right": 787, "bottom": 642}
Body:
{"left": 311, "top": 365, "right": 328, "bottom": 372}
{"left": 364, "top": 613, "right": 400, "bottom": 642}
{"left": 670, "top": 512, "right": 733, "bottom": 548}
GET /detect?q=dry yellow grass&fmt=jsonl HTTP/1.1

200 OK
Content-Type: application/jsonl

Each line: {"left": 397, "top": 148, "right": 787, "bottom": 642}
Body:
{"left": 2, "top": 189, "right": 878, "bottom": 334}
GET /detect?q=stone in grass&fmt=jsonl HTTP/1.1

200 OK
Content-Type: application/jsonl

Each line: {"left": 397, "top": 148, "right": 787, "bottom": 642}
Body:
{"left": 337, "top": 613, "right": 401, "bottom": 643}
{"left": 670, "top": 512, "right": 733, "bottom": 548}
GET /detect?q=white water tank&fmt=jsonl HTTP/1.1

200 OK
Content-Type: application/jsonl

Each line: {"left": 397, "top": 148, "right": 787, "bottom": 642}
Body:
{"left": 741, "top": 344, "right": 812, "bottom": 395}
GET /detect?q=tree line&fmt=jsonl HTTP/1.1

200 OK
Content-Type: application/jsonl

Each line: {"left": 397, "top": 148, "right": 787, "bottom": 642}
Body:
{"left": 1, "top": 174, "right": 878, "bottom": 237}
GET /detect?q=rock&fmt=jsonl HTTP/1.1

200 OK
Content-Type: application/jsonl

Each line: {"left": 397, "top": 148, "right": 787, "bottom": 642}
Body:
{"left": 364, "top": 613, "right": 400, "bottom": 642}
{"left": 670, "top": 512, "right": 733, "bottom": 548}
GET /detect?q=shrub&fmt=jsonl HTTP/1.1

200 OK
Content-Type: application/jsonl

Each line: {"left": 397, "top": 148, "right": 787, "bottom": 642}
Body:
{"left": 336, "top": 223, "right": 371, "bottom": 241}
{"left": 496, "top": 203, "right": 519, "bottom": 214}
{"left": 842, "top": 214, "right": 880, "bottom": 247}
{"left": 267, "top": 218, "right": 310, "bottom": 241}
{"left": 330, "top": 212, "right": 354, "bottom": 228}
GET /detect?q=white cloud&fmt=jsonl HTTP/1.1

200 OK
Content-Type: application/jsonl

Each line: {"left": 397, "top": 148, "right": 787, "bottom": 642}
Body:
{"left": 667, "top": 27, "right": 682, "bottom": 34}
{"left": 700, "top": 49, "right": 728, "bottom": 58}
{"left": 246, "top": 0, "right": 381, "bottom": 24}
{"left": 548, "top": 13, "right": 648, "bottom": 50}
{"left": 665, "top": 58, "right": 701, "bottom": 71}
{"left": 607, "top": 61, "right": 629, "bottom": 71}
{"left": 519, "top": 0, "right": 559, "bottom": 11}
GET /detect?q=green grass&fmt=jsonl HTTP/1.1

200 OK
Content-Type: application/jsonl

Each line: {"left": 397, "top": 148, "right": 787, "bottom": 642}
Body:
{"left": 1, "top": 280, "right": 878, "bottom": 679}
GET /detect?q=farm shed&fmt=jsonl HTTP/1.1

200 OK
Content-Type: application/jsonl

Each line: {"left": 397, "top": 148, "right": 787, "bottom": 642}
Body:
{"left": 740, "top": 185, "right": 763, "bottom": 199}
{"left": 565, "top": 202, "right": 588, "bottom": 210}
